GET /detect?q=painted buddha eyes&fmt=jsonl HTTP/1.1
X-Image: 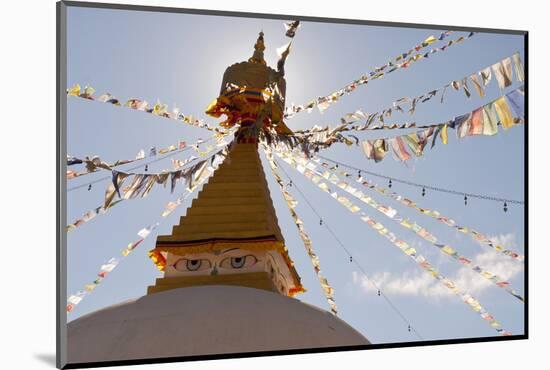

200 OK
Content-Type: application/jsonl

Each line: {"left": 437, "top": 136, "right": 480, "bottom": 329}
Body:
{"left": 173, "top": 258, "right": 212, "bottom": 272}
{"left": 172, "top": 254, "right": 258, "bottom": 272}
{"left": 220, "top": 255, "right": 258, "bottom": 269}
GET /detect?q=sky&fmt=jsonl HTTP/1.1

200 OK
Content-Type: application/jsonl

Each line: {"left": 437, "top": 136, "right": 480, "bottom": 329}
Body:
{"left": 65, "top": 6, "right": 525, "bottom": 345}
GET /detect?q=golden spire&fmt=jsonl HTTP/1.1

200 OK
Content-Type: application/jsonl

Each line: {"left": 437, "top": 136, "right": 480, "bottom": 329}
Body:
{"left": 248, "top": 31, "right": 267, "bottom": 65}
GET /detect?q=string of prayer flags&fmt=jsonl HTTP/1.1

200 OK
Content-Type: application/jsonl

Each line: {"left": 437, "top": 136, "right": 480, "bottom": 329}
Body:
{"left": 272, "top": 150, "right": 511, "bottom": 335}
{"left": 285, "top": 83, "right": 523, "bottom": 158}
{"left": 270, "top": 84, "right": 523, "bottom": 159}
{"left": 106, "top": 159, "right": 208, "bottom": 207}
{"left": 111, "top": 145, "right": 219, "bottom": 204}
{"left": 270, "top": 123, "right": 355, "bottom": 156}
{"left": 67, "top": 230, "right": 154, "bottom": 311}
{"left": 67, "top": 147, "right": 231, "bottom": 312}
{"left": 319, "top": 155, "right": 525, "bottom": 264}
{"left": 276, "top": 149, "right": 524, "bottom": 302}
{"left": 67, "top": 140, "right": 230, "bottom": 233}
{"left": 67, "top": 137, "right": 201, "bottom": 180}
{"left": 67, "top": 225, "right": 155, "bottom": 313}
{"left": 109, "top": 138, "right": 227, "bottom": 202}
{"left": 355, "top": 87, "right": 525, "bottom": 163}
{"left": 66, "top": 199, "right": 124, "bottom": 233}
{"left": 319, "top": 52, "right": 524, "bottom": 131}
{"left": 296, "top": 53, "right": 523, "bottom": 133}
{"left": 284, "top": 31, "right": 475, "bottom": 118}
{"left": 263, "top": 143, "right": 338, "bottom": 315}
{"left": 66, "top": 155, "right": 112, "bottom": 179}
{"left": 316, "top": 159, "right": 524, "bottom": 262}
{"left": 284, "top": 20, "right": 300, "bottom": 38}
{"left": 66, "top": 84, "right": 225, "bottom": 133}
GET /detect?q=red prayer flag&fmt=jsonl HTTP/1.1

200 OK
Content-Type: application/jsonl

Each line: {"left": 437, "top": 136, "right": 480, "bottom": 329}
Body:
{"left": 468, "top": 107, "right": 484, "bottom": 136}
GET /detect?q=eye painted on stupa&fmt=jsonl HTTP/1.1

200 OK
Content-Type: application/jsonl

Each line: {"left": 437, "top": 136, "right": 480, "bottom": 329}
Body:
{"left": 172, "top": 258, "right": 212, "bottom": 272}
{"left": 219, "top": 254, "right": 258, "bottom": 269}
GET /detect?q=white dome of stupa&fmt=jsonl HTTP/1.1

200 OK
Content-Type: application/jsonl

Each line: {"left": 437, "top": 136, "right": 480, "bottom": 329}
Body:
{"left": 68, "top": 285, "right": 369, "bottom": 364}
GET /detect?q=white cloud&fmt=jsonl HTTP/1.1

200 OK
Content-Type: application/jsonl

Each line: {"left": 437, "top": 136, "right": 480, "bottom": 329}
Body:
{"left": 352, "top": 270, "right": 450, "bottom": 298}
{"left": 484, "top": 232, "right": 519, "bottom": 249}
{"left": 352, "top": 233, "right": 524, "bottom": 299}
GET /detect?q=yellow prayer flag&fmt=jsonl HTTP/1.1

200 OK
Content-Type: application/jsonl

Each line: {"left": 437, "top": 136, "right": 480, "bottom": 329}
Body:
{"left": 404, "top": 247, "right": 417, "bottom": 255}
{"left": 494, "top": 97, "right": 515, "bottom": 129}
{"left": 442, "top": 246, "right": 455, "bottom": 255}
{"left": 349, "top": 205, "right": 361, "bottom": 213}
{"left": 424, "top": 35, "right": 437, "bottom": 45}
{"left": 318, "top": 182, "right": 329, "bottom": 192}
{"left": 67, "top": 84, "right": 81, "bottom": 96}
{"left": 440, "top": 123, "right": 448, "bottom": 144}
{"left": 153, "top": 103, "right": 168, "bottom": 116}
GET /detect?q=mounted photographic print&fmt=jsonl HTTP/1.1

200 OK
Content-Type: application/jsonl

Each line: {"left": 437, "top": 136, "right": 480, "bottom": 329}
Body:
{"left": 57, "top": 1, "right": 527, "bottom": 368}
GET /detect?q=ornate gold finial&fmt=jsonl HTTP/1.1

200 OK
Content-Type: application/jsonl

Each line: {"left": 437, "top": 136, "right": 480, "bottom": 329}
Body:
{"left": 248, "top": 31, "right": 267, "bottom": 65}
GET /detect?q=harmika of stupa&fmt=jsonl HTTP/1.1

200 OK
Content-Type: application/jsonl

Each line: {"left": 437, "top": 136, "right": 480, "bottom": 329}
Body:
{"left": 67, "top": 32, "right": 369, "bottom": 364}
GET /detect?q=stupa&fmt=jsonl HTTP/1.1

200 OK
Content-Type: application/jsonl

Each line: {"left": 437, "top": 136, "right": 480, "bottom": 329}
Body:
{"left": 67, "top": 32, "right": 369, "bottom": 365}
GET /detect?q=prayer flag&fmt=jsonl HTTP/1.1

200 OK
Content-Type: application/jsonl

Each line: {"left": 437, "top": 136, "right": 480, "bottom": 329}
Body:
{"left": 512, "top": 52, "right": 524, "bottom": 82}
{"left": 67, "top": 84, "right": 80, "bottom": 96}
{"left": 390, "top": 137, "right": 411, "bottom": 161}
{"left": 482, "top": 103, "right": 499, "bottom": 136}
{"left": 440, "top": 123, "right": 448, "bottom": 144}
{"left": 284, "top": 20, "right": 300, "bottom": 38}
{"left": 494, "top": 97, "right": 515, "bottom": 129}
{"left": 461, "top": 78, "right": 471, "bottom": 98}
{"left": 506, "top": 87, "right": 525, "bottom": 118}
{"left": 403, "top": 132, "right": 422, "bottom": 156}
{"left": 455, "top": 113, "right": 472, "bottom": 139}
{"left": 361, "top": 140, "right": 374, "bottom": 160}
{"left": 469, "top": 74, "right": 485, "bottom": 97}
{"left": 135, "top": 149, "right": 145, "bottom": 160}
{"left": 431, "top": 125, "right": 442, "bottom": 148}
{"left": 492, "top": 59, "right": 513, "bottom": 89}
{"left": 372, "top": 139, "right": 388, "bottom": 162}
{"left": 423, "top": 35, "right": 437, "bottom": 45}
{"left": 468, "top": 108, "right": 484, "bottom": 136}
{"left": 479, "top": 67, "right": 492, "bottom": 86}
{"left": 502, "top": 57, "right": 514, "bottom": 86}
